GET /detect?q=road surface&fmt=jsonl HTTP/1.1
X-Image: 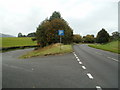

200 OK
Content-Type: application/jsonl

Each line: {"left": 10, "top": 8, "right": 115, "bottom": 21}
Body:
{"left": 2, "top": 44, "right": 119, "bottom": 89}
{"left": 73, "top": 44, "right": 118, "bottom": 88}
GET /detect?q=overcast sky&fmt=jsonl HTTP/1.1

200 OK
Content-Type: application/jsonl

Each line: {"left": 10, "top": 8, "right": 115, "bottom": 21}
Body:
{"left": 0, "top": 0, "right": 119, "bottom": 37}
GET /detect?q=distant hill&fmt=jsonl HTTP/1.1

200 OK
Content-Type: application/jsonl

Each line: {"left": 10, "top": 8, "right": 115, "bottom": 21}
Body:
{"left": 0, "top": 33, "right": 15, "bottom": 37}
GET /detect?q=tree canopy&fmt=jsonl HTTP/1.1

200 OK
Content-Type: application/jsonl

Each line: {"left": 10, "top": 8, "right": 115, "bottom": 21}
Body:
{"left": 96, "top": 28, "right": 110, "bottom": 43}
{"left": 82, "top": 34, "right": 95, "bottom": 43}
{"left": 36, "top": 11, "right": 73, "bottom": 47}
{"left": 73, "top": 34, "right": 82, "bottom": 43}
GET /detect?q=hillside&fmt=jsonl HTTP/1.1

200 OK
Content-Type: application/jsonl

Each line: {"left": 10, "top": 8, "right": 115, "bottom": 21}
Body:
{"left": 1, "top": 37, "right": 37, "bottom": 48}
{"left": 0, "top": 33, "right": 15, "bottom": 37}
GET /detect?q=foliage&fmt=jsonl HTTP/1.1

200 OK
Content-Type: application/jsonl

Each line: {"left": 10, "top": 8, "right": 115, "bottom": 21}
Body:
{"left": 1, "top": 37, "right": 37, "bottom": 48}
{"left": 18, "top": 33, "right": 22, "bottom": 37}
{"left": 18, "top": 32, "right": 26, "bottom": 37}
{"left": 27, "top": 32, "right": 36, "bottom": 37}
{"left": 96, "top": 28, "right": 110, "bottom": 43}
{"left": 36, "top": 11, "right": 73, "bottom": 47}
{"left": 73, "top": 34, "right": 82, "bottom": 43}
{"left": 49, "top": 11, "right": 61, "bottom": 21}
{"left": 82, "top": 34, "right": 95, "bottom": 43}
{"left": 111, "top": 31, "right": 120, "bottom": 41}
{"left": 88, "top": 40, "right": 120, "bottom": 54}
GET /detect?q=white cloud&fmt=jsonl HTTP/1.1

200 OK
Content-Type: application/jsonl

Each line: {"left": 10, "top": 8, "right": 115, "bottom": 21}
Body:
{"left": 0, "top": 0, "right": 118, "bottom": 36}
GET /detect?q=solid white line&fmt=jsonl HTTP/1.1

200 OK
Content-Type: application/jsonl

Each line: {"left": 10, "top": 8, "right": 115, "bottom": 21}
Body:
{"left": 82, "top": 66, "right": 86, "bottom": 69}
{"left": 79, "top": 61, "right": 82, "bottom": 64}
{"left": 87, "top": 73, "right": 93, "bottom": 79}
{"left": 96, "top": 86, "right": 102, "bottom": 90}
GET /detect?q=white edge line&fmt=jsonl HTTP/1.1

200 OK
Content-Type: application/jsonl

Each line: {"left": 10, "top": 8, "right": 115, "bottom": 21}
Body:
{"left": 87, "top": 73, "right": 93, "bottom": 79}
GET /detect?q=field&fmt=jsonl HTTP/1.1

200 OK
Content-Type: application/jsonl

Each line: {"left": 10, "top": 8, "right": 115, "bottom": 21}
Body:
{"left": 0, "top": 37, "right": 37, "bottom": 48}
{"left": 20, "top": 43, "right": 73, "bottom": 59}
{"left": 88, "top": 40, "right": 120, "bottom": 54}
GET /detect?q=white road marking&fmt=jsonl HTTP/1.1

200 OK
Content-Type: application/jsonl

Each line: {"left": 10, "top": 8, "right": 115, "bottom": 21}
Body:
{"left": 87, "top": 73, "right": 93, "bottom": 79}
{"left": 82, "top": 66, "right": 86, "bottom": 69}
{"left": 107, "top": 57, "right": 118, "bottom": 62}
{"left": 79, "top": 61, "right": 82, "bottom": 64}
{"left": 74, "top": 54, "right": 77, "bottom": 57}
{"left": 77, "top": 58, "right": 80, "bottom": 62}
{"left": 76, "top": 56, "right": 79, "bottom": 59}
{"left": 96, "top": 86, "right": 102, "bottom": 90}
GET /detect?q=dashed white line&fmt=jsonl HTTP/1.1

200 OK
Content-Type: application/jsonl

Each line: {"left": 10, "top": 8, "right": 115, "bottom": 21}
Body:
{"left": 74, "top": 54, "right": 77, "bottom": 57}
{"left": 79, "top": 61, "right": 82, "bottom": 64}
{"left": 76, "top": 56, "right": 79, "bottom": 59}
{"left": 87, "top": 73, "right": 94, "bottom": 79}
{"left": 107, "top": 57, "right": 118, "bottom": 62}
{"left": 82, "top": 66, "right": 86, "bottom": 69}
{"left": 77, "top": 58, "right": 80, "bottom": 62}
{"left": 96, "top": 86, "right": 102, "bottom": 90}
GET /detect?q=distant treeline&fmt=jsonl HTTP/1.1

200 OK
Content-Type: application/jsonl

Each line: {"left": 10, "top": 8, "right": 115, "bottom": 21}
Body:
{"left": 18, "top": 11, "right": 120, "bottom": 47}
{"left": 18, "top": 32, "right": 36, "bottom": 37}
{"left": 73, "top": 29, "right": 120, "bottom": 44}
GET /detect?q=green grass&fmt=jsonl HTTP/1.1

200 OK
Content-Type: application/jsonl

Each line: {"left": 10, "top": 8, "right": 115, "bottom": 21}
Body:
{"left": 0, "top": 37, "right": 37, "bottom": 48}
{"left": 88, "top": 40, "right": 120, "bottom": 54}
{"left": 20, "top": 43, "right": 73, "bottom": 59}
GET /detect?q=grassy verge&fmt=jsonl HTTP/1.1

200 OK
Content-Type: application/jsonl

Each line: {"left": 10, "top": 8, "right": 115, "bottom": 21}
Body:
{"left": 1, "top": 37, "right": 37, "bottom": 48}
{"left": 88, "top": 40, "right": 120, "bottom": 54}
{"left": 20, "top": 43, "right": 73, "bottom": 59}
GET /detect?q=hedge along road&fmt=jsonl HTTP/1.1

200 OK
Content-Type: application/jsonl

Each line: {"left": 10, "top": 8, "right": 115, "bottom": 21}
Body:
{"left": 2, "top": 44, "right": 118, "bottom": 89}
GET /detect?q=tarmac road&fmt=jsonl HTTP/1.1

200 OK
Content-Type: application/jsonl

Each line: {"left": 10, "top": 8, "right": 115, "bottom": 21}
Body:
{"left": 2, "top": 45, "right": 119, "bottom": 89}
{"left": 73, "top": 44, "right": 118, "bottom": 88}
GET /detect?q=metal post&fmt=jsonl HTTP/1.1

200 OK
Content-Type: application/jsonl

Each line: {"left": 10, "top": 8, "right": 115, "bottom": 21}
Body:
{"left": 60, "top": 35, "right": 61, "bottom": 50}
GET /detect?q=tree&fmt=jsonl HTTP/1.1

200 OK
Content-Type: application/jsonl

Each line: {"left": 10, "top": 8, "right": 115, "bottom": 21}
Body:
{"left": 82, "top": 34, "right": 95, "bottom": 43}
{"left": 96, "top": 28, "right": 110, "bottom": 43}
{"left": 111, "top": 31, "right": 120, "bottom": 40}
{"left": 49, "top": 11, "right": 61, "bottom": 21}
{"left": 36, "top": 11, "right": 73, "bottom": 47}
{"left": 18, "top": 32, "right": 22, "bottom": 37}
{"left": 73, "top": 34, "right": 82, "bottom": 43}
{"left": 27, "top": 32, "right": 36, "bottom": 37}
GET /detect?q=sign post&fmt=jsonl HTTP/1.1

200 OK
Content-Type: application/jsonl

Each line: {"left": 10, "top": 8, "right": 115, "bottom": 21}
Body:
{"left": 58, "top": 30, "right": 64, "bottom": 50}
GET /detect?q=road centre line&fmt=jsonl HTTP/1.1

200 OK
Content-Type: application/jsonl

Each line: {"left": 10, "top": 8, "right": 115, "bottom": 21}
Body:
{"left": 79, "top": 61, "right": 82, "bottom": 64}
{"left": 77, "top": 58, "right": 80, "bottom": 62}
{"left": 87, "top": 73, "right": 94, "bottom": 79}
{"left": 82, "top": 66, "right": 86, "bottom": 69}
{"left": 96, "top": 86, "right": 102, "bottom": 90}
{"left": 76, "top": 56, "right": 79, "bottom": 59}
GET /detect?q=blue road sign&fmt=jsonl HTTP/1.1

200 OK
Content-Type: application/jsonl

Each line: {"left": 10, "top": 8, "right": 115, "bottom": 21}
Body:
{"left": 58, "top": 30, "right": 64, "bottom": 36}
